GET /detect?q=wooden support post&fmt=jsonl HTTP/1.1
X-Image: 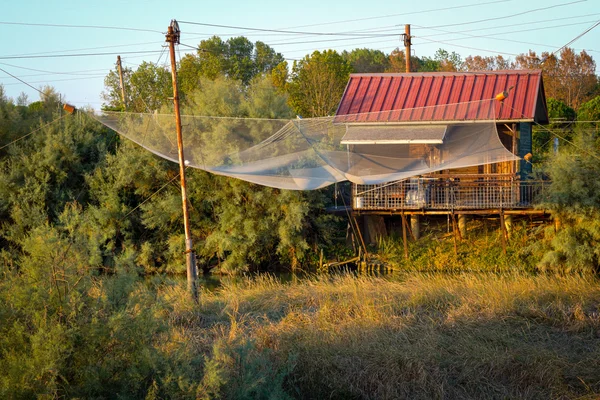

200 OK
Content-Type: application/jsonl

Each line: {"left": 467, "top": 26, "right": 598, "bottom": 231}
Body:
{"left": 499, "top": 211, "right": 508, "bottom": 255}
{"left": 458, "top": 214, "right": 468, "bottom": 239}
{"left": 511, "top": 123, "right": 517, "bottom": 174}
{"left": 401, "top": 212, "right": 409, "bottom": 259}
{"left": 352, "top": 215, "right": 368, "bottom": 258}
{"left": 410, "top": 214, "right": 420, "bottom": 240}
{"left": 116, "top": 55, "right": 127, "bottom": 109}
{"left": 451, "top": 212, "right": 459, "bottom": 255}
{"left": 504, "top": 214, "right": 513, "bottom": 238}
{"left": 404, "top": 24, "right": 412, "bottom": 73}
{"left": 166, "top": 20, "right": 198, "bottom": 300}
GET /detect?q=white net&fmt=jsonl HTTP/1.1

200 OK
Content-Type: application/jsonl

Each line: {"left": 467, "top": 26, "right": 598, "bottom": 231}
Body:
{"left": 90, "top": 99, "right": 518, "bottom": 190}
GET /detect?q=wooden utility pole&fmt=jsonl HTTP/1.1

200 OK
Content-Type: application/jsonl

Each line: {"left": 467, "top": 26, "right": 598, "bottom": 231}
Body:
{"left": 116, "top": 56, "right": 127, "bottom": 109}
{"left": 166, "top": 20, "right": 198, "bottom": 300}
{"left": 404, "top": 24, "right": 412, "bottom": 73}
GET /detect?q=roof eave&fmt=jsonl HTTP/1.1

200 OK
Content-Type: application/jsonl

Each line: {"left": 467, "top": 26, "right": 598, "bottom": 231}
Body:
{"left": 336, "top": 119, "right": 535, "bottom": 126}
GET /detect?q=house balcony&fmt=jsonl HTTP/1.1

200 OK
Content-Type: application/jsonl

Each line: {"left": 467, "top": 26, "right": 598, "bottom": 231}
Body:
{"left": 352, "top": 175, "right": 549, "bottom": 212}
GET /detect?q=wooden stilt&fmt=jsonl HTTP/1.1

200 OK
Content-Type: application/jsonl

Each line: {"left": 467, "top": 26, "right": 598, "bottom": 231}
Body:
{"left": 499, "top": 211, "right": 507, "bottom": 254}
{"left": 401, "top": 212, "right": 409, "bottom": 259}
{"left": 451, "top": 212, "right": 458, "bottom": 255}
{"left": 352, "top": 215, "right": 368, "bottom": 258}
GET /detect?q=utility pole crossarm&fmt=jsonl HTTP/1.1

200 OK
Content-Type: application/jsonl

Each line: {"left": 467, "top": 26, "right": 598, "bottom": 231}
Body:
{"left": 166, "top": 19, "right": 198, "bottom": 300}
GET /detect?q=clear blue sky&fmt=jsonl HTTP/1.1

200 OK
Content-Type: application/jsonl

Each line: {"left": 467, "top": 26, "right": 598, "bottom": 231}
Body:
{"left": 0, "top": 0, "right": 598, "bottom": 109}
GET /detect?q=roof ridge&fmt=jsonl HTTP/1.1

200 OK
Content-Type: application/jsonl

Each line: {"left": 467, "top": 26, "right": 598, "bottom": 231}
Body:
{"left": 350, "top": 70, "right": 542, "bottom": 77}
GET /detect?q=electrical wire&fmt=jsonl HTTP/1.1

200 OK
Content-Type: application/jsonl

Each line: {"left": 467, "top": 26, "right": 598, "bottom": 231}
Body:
{"left": 414, "top": 20, "right": 600, "bottom": 50}
{"left": 1, "top": 75, "right": 106, "bottom": 86}
{"left": 0, "top": 66, "right": 46, "bottom": 96}
{"left": 1, "top": 41, "right": 165, "bottom": 59}
{"left": 0, "top": 62, "right": 108, "bottom": 76}
{"left": 413, "top": 0, "right": 586, "bottom": 30}
{"left": 550, "top": 19, "right": 600, "bottom": 56}
{"left": 120, "top": 172, "right": 182, "bottom": 221}
{"left": 179, "top": 0, "right": 511, "bottom": 38}
{"left": 503, "top": 102, "right": 600, "bottom": 163}
{"left": 178, "top": 21, "right": 400, "bottom": 38}
{"left": 0, "top": 50, "right": 164, "bottom": 60}
{"left": 418, "top": 12, "right": 600, "bottom": 39}
{"left": 415, "top": 36, "right": 520, "bottom": 57}
{"left": 0, "top": 114, "right": 68, "bottom": 151}
{"left": 0, "top": 20, "right": 161, "bottom": 33}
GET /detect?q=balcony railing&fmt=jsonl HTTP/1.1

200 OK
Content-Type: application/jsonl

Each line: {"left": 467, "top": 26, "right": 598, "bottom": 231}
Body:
{"left": 352, "top": 176, "right": 549, "bottom": 211}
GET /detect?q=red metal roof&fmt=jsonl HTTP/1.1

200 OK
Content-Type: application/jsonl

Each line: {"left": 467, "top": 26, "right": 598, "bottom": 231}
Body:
{"left": 335, "top": 70, "right": 548, "bottom": 124}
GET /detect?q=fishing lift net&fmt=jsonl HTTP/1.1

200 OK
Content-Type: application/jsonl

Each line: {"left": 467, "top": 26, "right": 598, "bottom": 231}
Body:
{"left": 90, "top": 99, "right": 518, "bottom": 190}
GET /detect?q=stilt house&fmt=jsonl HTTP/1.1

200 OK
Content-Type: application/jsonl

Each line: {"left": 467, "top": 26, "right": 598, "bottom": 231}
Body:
{"left": 335, "top": 70, "right": 550, "bottom": 241}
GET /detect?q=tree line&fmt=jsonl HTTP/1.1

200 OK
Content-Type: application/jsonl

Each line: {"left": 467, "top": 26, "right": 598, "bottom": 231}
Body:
{"left": 0, "top": 37, "right": 598, "bottom": 279}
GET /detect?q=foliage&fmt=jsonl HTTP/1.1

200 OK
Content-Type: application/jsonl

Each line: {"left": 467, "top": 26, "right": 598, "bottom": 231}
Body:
{"left": 342, "top": 48, "right": 389, "bottom": 73}
{"left": 537, "top": 129, "right": 600, "bottom": 273}
{"left": 102, "top": 61, "right": 172, "bottom": 112}
{"left": 515, "top": 48, "right": 598, "bottom": 109}
{"left": 463, "top": 54, "right": 511, "bottom": 71}
{"left": 184, "top": 36, "right": 284, "bottom": 86}
{"left": 532, "top": 98, "right": 576, "bottom": 157}
{"left": 287, "top": 50, "right": 352, "bottom": 117}
{"left": 577, "top": 95, "right": 600, "bottom": 122}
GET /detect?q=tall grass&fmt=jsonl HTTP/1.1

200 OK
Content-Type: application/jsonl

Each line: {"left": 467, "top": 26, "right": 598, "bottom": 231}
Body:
{"left": 375, "top": 218, "right": 544, "bottom": 273}
{"left": 162, "top": 272, "right": 600, "bottom": 399}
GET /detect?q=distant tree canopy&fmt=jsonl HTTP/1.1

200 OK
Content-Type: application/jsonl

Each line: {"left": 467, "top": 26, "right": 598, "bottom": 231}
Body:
{"left": 577, "top": 95, "right": 600, "bottom": 122}
{"left": 342, "top": 48, "right": 390, "bottom": 73}
{"left": 182, "top": 36, "right": 284, "bottom": 86}
{"left": 102, "top": 61, "right": 171, "bottom": 113}
{"left": 288, "top": 50, "right": 352, "bottom": 117}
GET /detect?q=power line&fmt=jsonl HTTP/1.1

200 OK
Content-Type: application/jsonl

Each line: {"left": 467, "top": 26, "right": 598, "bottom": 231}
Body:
{"left": 415, "top": 36, "right": 520, "bottom": 57}
{"left": 0, "top": 115, "right": 68, "bottom": 151}
{"left": 281, "top": 0, "right": 513, "bottom": 29}
{"left": 503, "top": 102, "right": 600, "bottom": 163}
{"left": 418, "top": 12, "right": 600, "bottom": 39}
{"left": 265, "top": 19, "right": 599, "bottom": 50}
{"left": 550, "top": 19, "right": 600, "bottom": 56}
{"left": 0, "top": 62, "right": 108, "bottom": 76}
{"left": 180, "top": 0, "right": 512, "bottom": 38}
{"left": 0, "top": 20, "right": 162, "bottom": 33}
{"left": 0, "top": 66, "right": 46, "bottom": 96}
{"left": 0, "top": 50, "right": 164, "bottom": 60}
{"left": 120, "top": 171, "right": 182, "bottom": 221}
{"left": 1, "top": 40, "right": 164, "bottom": 59}
{"left": 1, "top": 75, "right": 106, "bottom": 86}
{"left": 178, "top": 21, "right": 400, "bottom": 38}
{"left": 414, "top": 0, "right": 587, "bottom": 30}
{"left": 413, "top": 20, "right": 600, "bottom": 51}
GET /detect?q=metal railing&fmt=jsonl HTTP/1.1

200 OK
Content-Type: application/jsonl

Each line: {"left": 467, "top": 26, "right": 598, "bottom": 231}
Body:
{"left": 353, "top": 177, "right": 548, "bottom": 211}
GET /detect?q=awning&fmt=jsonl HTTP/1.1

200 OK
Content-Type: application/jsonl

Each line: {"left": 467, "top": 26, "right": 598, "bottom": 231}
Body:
{"left": 340, "top": 125, "right": 448, "bottom": 145}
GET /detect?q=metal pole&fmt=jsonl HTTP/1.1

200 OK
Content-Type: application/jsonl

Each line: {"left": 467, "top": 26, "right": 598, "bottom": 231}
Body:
{"left": 404, "top": 24, "right": 412, "bottom": 73}
{"left": 117, "top": 55, "right": 127, "bottom": 109}
{"left": 166, "top": 20, "right": 198, "bottom": 300}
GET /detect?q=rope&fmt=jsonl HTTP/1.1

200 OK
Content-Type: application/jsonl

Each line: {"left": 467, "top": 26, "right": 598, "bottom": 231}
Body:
{"left": 0, "top": 114, "right": 67, "bottom": 151}
{"left": 120, "top": 171, "right": 182, "bottom": 221}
